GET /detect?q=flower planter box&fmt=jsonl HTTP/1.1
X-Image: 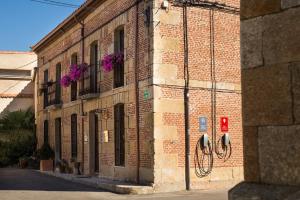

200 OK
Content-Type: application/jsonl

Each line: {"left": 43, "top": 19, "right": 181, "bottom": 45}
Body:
{"left": 40, "top": 159, "right": 54, "bottom": 171}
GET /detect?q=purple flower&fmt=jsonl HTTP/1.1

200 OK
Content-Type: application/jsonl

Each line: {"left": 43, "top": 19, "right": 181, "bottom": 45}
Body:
{"left": 102, "top": 54, "right": 114, "bottom": 72}
{"left": 79, "top": 63, "right": 88, "bottom": 73}
{"left": 101, "top": 52, "right": 124, "bottom": 73}
{"left": 60, "top": 75, "right": 71, "bottom": 87}
{"left": 69, "top": 64, "right": 81, "bottom": 81}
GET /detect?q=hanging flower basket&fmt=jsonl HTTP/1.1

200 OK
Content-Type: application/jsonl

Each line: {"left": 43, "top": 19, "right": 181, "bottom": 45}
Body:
{"left": 60, "top": 63, "right": 88, "bottom": 88}
{"left": 61, "top": 75, "right": 71, "bottom": 87}
{"left": 101, "top": 52, "right": 124, "bottom": 73}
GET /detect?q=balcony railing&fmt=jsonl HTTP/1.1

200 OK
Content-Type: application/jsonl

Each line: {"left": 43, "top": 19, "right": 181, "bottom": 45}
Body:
{"left": 79, "top": 64, "right": 100, "bottom": 97}
{"left": 47, "top": 81, "right": 62, "bottom": 106}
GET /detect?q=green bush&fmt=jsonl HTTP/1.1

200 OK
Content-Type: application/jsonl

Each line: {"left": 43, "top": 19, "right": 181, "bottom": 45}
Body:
{"left": 0, "top": 108, "right": 35, "bottom": 131}
{"left": 37, "top": 143, "right": 54, "bottom": 160}
{"left": 0, "top": 131, "right": 36, "bottom": 167}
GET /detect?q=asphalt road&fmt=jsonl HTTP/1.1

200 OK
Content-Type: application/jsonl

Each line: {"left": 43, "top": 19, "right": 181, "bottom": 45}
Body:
{"left": 0, "top": 168, "right": 228, "bottom": 200}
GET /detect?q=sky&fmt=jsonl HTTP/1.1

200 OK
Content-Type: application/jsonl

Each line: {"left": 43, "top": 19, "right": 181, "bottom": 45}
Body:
{"left": 0, "top": 0, "right": 85, "bottom": 52}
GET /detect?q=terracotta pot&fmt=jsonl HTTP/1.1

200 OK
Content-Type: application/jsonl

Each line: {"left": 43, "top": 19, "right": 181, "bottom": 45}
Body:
{"left": 40, "top": 159, "right": 54, "bottom": 171}
{"left": 19, "top": 159, "right": 28, "bottom": 169}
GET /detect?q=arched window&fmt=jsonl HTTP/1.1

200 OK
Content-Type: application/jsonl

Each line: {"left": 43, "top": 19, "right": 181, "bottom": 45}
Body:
{"left": 71, "top": 53, "right": 78, "bottom": 101}
{"left": 114, "top": 26, "right": 124, "bottom": 88}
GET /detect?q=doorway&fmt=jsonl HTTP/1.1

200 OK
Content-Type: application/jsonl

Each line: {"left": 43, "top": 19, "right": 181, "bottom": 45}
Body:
{"left": 89, "top": 111, "right": 100, "bottom": 174}
{"left": 54, "top": 118, "right": 62, "bottom": 165}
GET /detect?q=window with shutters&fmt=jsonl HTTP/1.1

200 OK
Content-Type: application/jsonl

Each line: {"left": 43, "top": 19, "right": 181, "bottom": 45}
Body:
{"left": 71, "top": 53, "right": 78, "bottom": 101}
{"left": 44, "top": 120, "right": 49, "bottom": 145}
{"left": 114, "top": 27, "right": 124, "bottom": 88}
{"left": 114, "top": 103, "right": 125, "bottom": 166}
{"left": 80, "top": 41, "right": 99, "bottom": 95}
{"left": 55, "top": 63, "right": 62, "bottom": 104}
{"left": 71, "top": 114, "right": 77, "bottom": 159}
{"left": 43, "top": 69, "right": 49, "bottom": 108}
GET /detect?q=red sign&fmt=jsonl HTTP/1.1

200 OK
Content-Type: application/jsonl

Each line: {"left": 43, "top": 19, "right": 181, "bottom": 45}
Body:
{"left": 220, "top": 117, "right": 228, "bottom": 132}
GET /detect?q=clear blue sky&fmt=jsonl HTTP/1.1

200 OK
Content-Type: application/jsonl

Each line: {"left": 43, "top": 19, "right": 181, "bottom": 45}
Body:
{"left": 0, "top": 0, "right": 85, "bottom": 51}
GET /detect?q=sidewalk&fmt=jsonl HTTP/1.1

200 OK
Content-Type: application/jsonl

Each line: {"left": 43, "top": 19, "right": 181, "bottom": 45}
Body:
{"left": 41, "top": 171, "right": 154, "bottom": 194}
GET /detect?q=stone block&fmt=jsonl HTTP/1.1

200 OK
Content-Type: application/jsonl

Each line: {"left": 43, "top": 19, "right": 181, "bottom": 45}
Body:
{"left": 241, "top": 0, "right": 281, "bottom": 19}
{"left": 153, "top": 63, "right": 178, "bottom": 83}
{"left": 154, "top": 37, "right": 180, "bottom": 52}
{"left": 258, "top": 125, "right": 300, "bottom": 185}
{"left": 281, "top": 0, "right": 300, "bottom": 9}
{"left": 242, "top": 64, "right": 293, "bottom": 126}
{"left": 154, "top": 99, "right": 184, "bottom": 113}
{"left": 153, "top": 125, "right": 178, "bottom": 140}
{"left": 263, "top": 8, "right": 300, "bottom": 65}
{"left": 229, "top": 182, "right": 300, "bottom": 200}
{"left": 243, "top": 126, "right": 260, "bottom": 182}
{"left": 154, "top": 10, "right": 181, "bottom": 25}
{"left": 291, "top": 62, "right": 300, "bottom": 123}
{"left": 241, "top": 17, "right": 263, "bottom": 69}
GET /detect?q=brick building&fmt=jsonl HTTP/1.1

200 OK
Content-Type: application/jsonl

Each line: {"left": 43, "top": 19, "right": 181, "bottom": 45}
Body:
{"left": 32, "top": 0, "right": 242, "bottom": 191}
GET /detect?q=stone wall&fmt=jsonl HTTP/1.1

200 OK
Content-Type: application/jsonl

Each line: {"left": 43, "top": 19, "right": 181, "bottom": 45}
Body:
{"left": 241, "top": 0, "right": 300, "bottom": 185}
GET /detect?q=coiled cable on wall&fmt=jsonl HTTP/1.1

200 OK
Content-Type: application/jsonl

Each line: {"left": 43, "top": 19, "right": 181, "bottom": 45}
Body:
{"left": 215, "top": 137, "right": 232, "bottom": 161}
{"left": 194, "top": 137, "right": 213, "bottom": 178}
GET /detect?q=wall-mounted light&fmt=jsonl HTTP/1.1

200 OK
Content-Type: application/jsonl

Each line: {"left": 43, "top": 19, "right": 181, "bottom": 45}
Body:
{"left": 161, "top": 0, "right": 169, "bottom": 9}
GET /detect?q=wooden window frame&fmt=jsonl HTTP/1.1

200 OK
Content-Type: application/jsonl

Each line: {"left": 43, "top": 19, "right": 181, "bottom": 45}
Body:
{"left": 90, "top": 41, "right": 99, "bottom": 93}
{"left": 55, "top": 63, "right": 62, "bottom": 104}
{"left": 114, "top": 26, "right": 125, "bottom": 88}
{"left": 44, "top": 120, "right": 49, "bottom": 145}
{"left": 71, "top": 53, "right": 78, "bottom": 101}
{"left": 71, "top": 114, "right": 78, "bottom": 159}
{"left": 43, "top": 69, "right": 49, "bottom": 108}
{"left": 114, "top": 103, "right": 125, "bottom": 166}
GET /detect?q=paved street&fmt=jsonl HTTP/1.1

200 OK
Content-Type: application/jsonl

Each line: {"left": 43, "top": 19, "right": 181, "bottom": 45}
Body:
{"left": 0, "top": 168, "right": 228, "bottom": 200}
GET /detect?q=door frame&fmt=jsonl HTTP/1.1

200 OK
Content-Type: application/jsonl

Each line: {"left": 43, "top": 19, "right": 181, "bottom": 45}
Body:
{"left": 88, "top": 111, "right": 100, "bottom": 175}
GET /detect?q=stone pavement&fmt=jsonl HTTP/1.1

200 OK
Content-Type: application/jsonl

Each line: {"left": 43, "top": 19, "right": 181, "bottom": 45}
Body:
{"left": 0, "top": 168, "right": 228, "bottom": 200}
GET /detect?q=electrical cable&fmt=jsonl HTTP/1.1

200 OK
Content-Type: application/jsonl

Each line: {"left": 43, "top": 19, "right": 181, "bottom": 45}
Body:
{"left": 194, "top": 138, "right": 213, "bottom": 178}
{"left": 30, "top": 0, "right": 79, "bottom": 8}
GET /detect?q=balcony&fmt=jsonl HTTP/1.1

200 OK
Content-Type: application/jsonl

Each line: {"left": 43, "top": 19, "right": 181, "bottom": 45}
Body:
{"left": 79, "top": 64, "right": 100, "bottom": 100}
{"left": 47, "top": 81, "right": 62, "bottom": 109}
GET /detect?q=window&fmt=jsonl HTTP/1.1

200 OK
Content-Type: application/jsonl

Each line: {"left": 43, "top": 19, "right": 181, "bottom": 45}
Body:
{"left": 43, "top": 70, "right": 49, "bottom": 108}
{"left": 114, "top": 27, "right": 124, "bottom": 88}
{"left": 55, "top": 118, "right": 62, "bottom": 161}
{"left": 55, "top": 63, "right": 61, "bottom": 104}
{"left": 71, "top": 114, "right": 77, "bottom": 159}
{"left": 114, "top": 103, "right": 125, "bottom": 166}
{"left": 44, "top": 120, "right": 49, "bottom": 144}
{"left": 71, "top": 54, "right": 78, "bottom": 101}
{"left": 90, "top": 41, "right": 99, "bottom": 93}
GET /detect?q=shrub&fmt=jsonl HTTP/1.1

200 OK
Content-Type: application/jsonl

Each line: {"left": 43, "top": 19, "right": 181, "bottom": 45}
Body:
{"left": 0, "top": 131, "right": 36, "bottom": 167}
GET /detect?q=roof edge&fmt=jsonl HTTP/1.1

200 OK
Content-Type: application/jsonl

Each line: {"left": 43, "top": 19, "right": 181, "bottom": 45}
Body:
{"left": 31, "top": 0, "right": 95, "bottom": 52}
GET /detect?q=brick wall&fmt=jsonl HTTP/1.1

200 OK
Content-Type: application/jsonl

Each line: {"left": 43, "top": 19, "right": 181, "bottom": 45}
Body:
{"left": 35, "top": 0, "right": 242, "bottom": 190}
{"left": 152, "top": 0, "right": 242, "bottom": 191}
{"left": 35, "top": 0, "right": 154, "bottom": 183}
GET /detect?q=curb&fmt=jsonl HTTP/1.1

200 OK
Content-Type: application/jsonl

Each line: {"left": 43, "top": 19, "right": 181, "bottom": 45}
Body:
{"left": 40, "top": 171, "right": 154, "bottom": 195}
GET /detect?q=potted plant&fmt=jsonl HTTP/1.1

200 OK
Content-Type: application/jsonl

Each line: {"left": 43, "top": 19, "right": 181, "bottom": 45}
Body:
{"left": 70, "top": 158, "right": 81, "bottom": 175}
{"left": 19, "top": 156, "right": 29, "bottom": 169}
{"left": 37, "top": 143, "right": 54, "bottom": 171}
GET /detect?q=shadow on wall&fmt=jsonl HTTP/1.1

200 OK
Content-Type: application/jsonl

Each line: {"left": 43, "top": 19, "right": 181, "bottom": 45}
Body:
{"left": 0, "top": 81, "right": 34, "bottom": 117}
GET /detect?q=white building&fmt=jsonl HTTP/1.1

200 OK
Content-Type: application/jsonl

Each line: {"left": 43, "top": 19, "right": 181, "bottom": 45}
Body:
{"left": 0, "top": 51, "right": 37, "bottom": 116}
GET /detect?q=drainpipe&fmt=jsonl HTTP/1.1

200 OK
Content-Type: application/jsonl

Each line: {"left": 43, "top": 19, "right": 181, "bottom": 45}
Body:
{"left": 135, "top": 1, "right": 141, "bottom": 184}
{"left": 183, "top": 4, "right": 190, "bottom": 191}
